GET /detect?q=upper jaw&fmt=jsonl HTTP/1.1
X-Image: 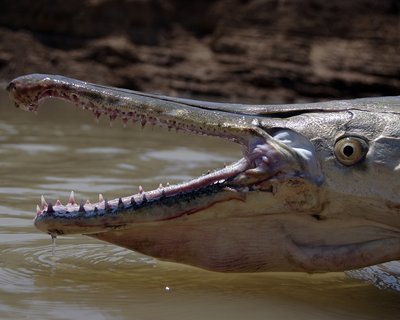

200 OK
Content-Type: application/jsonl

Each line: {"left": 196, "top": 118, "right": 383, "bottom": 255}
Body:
{"left": 7, "top": 74, "right": 259, "bottom": 145}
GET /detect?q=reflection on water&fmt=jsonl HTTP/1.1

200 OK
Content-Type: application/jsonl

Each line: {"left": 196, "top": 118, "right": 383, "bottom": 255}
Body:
{"left": 0, "top": 92, "right": 399, "bottom": 319}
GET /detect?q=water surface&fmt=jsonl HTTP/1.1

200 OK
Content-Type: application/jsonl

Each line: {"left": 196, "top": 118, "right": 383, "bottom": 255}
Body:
{"left": 0, "top": 92, "right": 399, "bottom": 319}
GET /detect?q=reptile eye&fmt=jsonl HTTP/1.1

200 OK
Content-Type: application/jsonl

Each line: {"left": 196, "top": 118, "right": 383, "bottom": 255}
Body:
{"left": 334, "top": 136, "right": 369, "bottom": 166}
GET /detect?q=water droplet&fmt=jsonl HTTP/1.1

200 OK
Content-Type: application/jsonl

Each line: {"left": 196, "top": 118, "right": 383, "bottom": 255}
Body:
{"left": 51, "top": 234, "right": 57, "bottom": 256}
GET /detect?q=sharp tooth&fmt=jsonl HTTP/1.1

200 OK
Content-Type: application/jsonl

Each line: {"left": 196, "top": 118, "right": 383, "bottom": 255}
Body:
{"left": 68, "top": 191, "right": 76, "bottom": 204}
{"left": 109, "top": 114, "right": 117, "bottom": 124}
{"left": 86, "top": 199, "right": 91, "bottom": 205}
{"left": 41, "top": 195, "right": 48, "bottom": 209}
{"left": 139, "top": 185, "right": 144, "bottom": 194}
{"left": 55, "top": 200, "right": 62, "bottom": 206}
{"left": 93, "top": 111, "right": 101, "bottom": 122}
{"left": 36, "top": 204, "right": 41, "bottom": 213}
{"left": 166, "top": 182, "right": 170, "bottom": 187}
{"left": 159, "top": 183, "right": 163, "bottom": 189}
{"left": 99, "top": 194, "right": 104, "bottom": 202}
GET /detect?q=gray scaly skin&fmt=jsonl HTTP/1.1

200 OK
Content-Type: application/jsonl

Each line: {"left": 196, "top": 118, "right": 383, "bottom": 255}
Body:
{"left": 7, "top": 74, "right": 400, "bottom": 274}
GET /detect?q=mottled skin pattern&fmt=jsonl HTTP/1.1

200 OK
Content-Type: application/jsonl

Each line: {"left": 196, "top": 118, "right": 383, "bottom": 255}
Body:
{"left": 7, "top": 74, "right": 400, "bottom": 274}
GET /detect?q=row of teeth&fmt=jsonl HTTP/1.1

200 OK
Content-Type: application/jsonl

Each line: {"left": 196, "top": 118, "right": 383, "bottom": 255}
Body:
{"left": 35, "top": 89, "right": 201, "bottom": 132}
{"left": 37, "top": 180, "right": 175, "bottom": 215}
{"left": 38, "top": 189, "right": 148, "bottom": 215}
{"left": 38, "top": 178, "right": 228, "bottom": 215}
{"left": 50, "top": 89, "right": 227, "bottom": 136}
{"left": 91, "top": 108, "right": 210, "bottom": 136}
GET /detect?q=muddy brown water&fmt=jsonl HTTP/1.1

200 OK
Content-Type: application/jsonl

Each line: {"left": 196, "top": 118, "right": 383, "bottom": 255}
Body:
{"left": 0, "top": 91, "right": 399, "bottom": 319}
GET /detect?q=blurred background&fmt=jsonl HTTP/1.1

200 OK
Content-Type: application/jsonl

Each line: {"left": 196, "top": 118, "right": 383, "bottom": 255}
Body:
{"left": 0, "top": 0, "right": 399, "bottom": 103}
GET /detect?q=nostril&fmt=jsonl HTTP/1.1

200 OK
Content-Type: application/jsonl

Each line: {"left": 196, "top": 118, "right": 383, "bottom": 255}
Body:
{"left": 6, "top": 81, "right": 16, "bottom": 92}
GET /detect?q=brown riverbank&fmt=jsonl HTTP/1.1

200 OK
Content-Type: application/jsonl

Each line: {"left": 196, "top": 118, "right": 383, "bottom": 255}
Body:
{"left": 0, "top": 0, "right": 399, "bottom": 103}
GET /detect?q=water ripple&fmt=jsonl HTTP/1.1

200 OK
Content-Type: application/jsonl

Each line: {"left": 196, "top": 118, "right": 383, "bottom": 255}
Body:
{"left": 77, "top": 147, "right": 129, "bottom": 154}
{"left": 2, "top": 143, "right": 67, "bottom": 154}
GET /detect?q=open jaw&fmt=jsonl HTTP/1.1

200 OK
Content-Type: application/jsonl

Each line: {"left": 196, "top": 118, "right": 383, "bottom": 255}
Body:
{"left": 7, "top": 74, "right": 323, "bottom": 237}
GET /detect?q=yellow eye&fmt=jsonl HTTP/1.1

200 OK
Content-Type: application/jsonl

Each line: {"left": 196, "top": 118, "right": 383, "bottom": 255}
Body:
{"left": 334, "top": 137, "right": 369, "bottom": 166}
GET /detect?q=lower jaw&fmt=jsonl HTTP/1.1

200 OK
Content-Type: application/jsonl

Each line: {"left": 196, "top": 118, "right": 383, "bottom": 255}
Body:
{"left": 34, "top": 186, "right": 247, "bottom": 236}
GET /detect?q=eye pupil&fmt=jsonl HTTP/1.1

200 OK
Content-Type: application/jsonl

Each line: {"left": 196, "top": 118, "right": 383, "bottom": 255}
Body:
{"left": 343, "top": 145, "right": 354, "bottom": 157}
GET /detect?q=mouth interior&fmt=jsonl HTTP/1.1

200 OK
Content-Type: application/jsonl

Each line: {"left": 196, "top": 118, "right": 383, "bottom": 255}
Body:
{"left": 33, "top": 110, "right": 263, "bottom": 219}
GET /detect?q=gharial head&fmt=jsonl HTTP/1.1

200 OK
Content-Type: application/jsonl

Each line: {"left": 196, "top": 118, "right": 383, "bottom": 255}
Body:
{"left": 7, "top": 74, "right": 400, "bottom": 272}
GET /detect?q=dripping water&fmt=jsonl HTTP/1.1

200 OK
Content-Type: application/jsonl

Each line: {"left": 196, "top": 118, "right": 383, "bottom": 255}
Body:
{"left": 51, "top": 234, "right": 57, "bottom": 257}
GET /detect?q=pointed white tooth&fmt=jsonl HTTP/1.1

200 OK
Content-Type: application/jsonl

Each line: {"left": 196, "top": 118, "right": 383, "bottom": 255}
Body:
{"left": 86, "top": 199, "right": 91, "bottom": 205}
{"left": 139, "top": 185, "right": 144, "bottom": 194}
{"left": 166, "top": 182, "right": 170, "bottom": 187}
{"left": 55, "top": 200, "right": 62, "bottom": 206}
{"left": 68, "top": 191, "right": 75, "bottom": 204}
{"left": 99, "top": 194, "right": 104, "bottom": 202}
{"left": 159, "top": 183, "right": 163, "bottom": 189}
{"left": 36, "top": 204, "right": 41, "bottom": 213}
{"left": 41, "top": 195, "right": 48, "bottom": 209}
